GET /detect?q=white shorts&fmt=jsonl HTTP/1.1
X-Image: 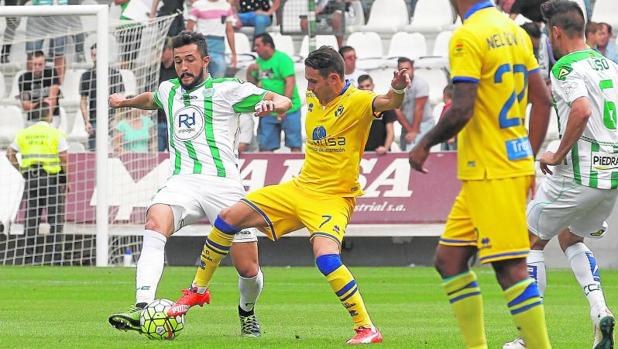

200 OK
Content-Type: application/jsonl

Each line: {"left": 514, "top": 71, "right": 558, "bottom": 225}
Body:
{"left": 527, "top": 175, "right": 618, "bottom": 240}
{"left": 150, "top": 174, "right": 258, "bottom": 243}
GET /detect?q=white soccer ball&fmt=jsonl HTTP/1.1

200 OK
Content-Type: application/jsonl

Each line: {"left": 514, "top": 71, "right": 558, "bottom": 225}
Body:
{"left": 139, "top": 299, "right": 185, "bottom": 340}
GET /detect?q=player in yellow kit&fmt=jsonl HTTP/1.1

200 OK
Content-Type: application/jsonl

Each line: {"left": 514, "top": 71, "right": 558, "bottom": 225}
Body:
{"left": 409, "top": 0, "right": 554, "bottom": 348}
{"left": 167, "top": 46, "right": 410, "bottom": 344}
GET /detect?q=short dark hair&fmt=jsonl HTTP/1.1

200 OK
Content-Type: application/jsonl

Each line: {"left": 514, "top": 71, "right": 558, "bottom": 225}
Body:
{"left": 541, "top": 0, "right": 585, "bottom": 38}
{"left": 338, "top": 45, "right": 355, "bottom": 57}
{"left": 255, "top": 33, "right": 275, "bottom": 49}
{"left": 586, "top": 21, "right": 600, "bottom": 36}
{"left": 27, "top": 50, "right": 45, "bottom": 60}
{"left": 521, "top": 22, "right": 541, "bottom": 39}
{"left": 397, "top": 56, "right": 414, "bottom": 67}
{"left": 599, "top": 22, "right": 613, "bottom": 34}
{"left": 305, "top": 46, "right": 345, "bottom": 79}
{"left": 357, "top": 74, "right": 372, "bottom": 85}
{"left": 172, "top": 31, "right": 208, "bottom": 57}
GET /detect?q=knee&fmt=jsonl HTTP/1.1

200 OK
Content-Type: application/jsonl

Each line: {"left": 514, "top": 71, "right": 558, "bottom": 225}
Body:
{"left": 236, "top": 262, "right": 259, "bottom": 278}
{"left": 255, "top": 15, "right": 271, "bottom": 27}
{"left": 315, "top": 253, "right": 342, "bottom": 276}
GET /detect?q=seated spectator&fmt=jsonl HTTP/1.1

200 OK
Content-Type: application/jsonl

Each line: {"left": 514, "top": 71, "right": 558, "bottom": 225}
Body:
{"left": 246, "top": 33, "right": 302, "bottom": 152}
{"left": 187, "top": 0, "right": 237, "bottom": 78}
{"left": 437, "top": 84, "right": 456, "bottom": 151}
{"left": 113, "top": 104, "right": 156, "bottom": 154}
{"left": 339, "top": 46, "right": 367, "bottom": 87}
{"left": 150, "top": 0, "right": 186, "bottom": 37}
{"left": 232, "top": 0, "right": 280, "bottom": 39}
{"left": 18, "top": 51, "right": 61, "bottom": 128}
{"left": 586, "top": 21, "right": 600, "bottom": 49}
{"left": 80, "top": 43, "right": 125, "bottom": 151}
{"left": 358, "top": 75, "right": 396, "bottom": 154}
{"left": 114, "top": 0, "right": 144, "bottom": 70}
{"left": 157, "top": 38, "right": 176, "bottom": 151}
{"left": 301, "top": 0, "right": 346, "bottom": 48}
{"left": 596, "top": 22, "right": 618, "bottom": 64}
{"left": 394, "top": 57, "right": 432, "bottom": 151}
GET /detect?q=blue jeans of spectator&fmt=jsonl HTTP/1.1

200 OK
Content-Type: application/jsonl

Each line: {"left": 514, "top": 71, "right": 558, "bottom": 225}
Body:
{"left": 238, "top": 12, "right": 271, "bottom": 36}
{"left": 206, "top": 36, "right": 226, "bottom": 78}
{"left": 158, "top": 121, "right": 168, "bottom": 152}
{"left": 258, "top": 109, "right": 302, "bottom": 151}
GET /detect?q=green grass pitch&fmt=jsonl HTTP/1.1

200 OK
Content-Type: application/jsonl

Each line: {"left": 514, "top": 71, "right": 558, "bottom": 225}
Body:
{"left": 1, "top": 266, "right": 615, "bottom": 348}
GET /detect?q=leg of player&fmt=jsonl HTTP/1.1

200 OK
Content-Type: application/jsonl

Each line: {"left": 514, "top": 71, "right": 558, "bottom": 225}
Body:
{"left": 312, "top": 236, "right": 382, "bottom": 344}
{"left": 230, "top": 241, "right": 263, "bottom": 337}
{"left": 558, "top": 229, "right": 615, "bottom": 349}
{"left": 435, "top": 244, "right": 487, "bottom": 349}
{"left": 108, "top": 204, "right": 174, "bottom": 333}
{"left": 493, "top": 258, "right": 551, "bottom": 349}
{"left": 168, "top": 201, "right": 267, "bottom": 317}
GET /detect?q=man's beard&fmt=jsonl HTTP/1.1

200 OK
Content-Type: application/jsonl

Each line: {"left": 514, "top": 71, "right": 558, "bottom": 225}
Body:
{"left": 179, "top": 69, "right": 205, "bottom": 90}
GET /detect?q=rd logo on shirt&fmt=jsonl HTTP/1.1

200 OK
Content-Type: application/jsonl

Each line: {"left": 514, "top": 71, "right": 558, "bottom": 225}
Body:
{"left": 173, "top": 105, "right": 205, "bottom": 141}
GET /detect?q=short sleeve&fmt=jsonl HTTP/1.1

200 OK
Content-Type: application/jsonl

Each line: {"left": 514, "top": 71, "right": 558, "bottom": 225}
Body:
{"left": 551, "top": 65, "right": 588, "bottom": 105}
{"left": 449, "top": 27, "right": 483, "bottom": 83}
{"left": 231, "top": 81, "right": 268, "bottom": 113}
{"left": 414, "top": 77, "right": 430, "bottom": 98}
{"left": 278, "top": 52, "right": 295, "bottom": 79}
{"left": 79, "top": 72, "right": 89, "bottom": 96}
{"left": 153, "top": 81, "right": 166, "bottom": 110}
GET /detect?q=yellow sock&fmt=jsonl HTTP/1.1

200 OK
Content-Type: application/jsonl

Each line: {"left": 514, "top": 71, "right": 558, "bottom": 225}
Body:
{"left": 316, "top": 254, "right": 373, "bottom": 329}
{"left": 504, "top": 278, "right": 552, "bottom": 349}
{"left": 442, "top": 271, "right": 487, "bottom": 349}
{"left": 193, "top": 217, "right": 237, "bottom": 287}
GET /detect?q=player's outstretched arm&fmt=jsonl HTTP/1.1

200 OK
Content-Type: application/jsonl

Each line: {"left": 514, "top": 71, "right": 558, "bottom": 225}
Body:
{"left": 254, "top": 91, "right": 292, "bottom": 117}
{"left": 109, "top": 92, "right": 158, "bottom": 110}
{"left": 527, "top": 72, "right": 552, "bottom": 156}
{"left": 373, "top": 69, "right": 410, "bottom": 113}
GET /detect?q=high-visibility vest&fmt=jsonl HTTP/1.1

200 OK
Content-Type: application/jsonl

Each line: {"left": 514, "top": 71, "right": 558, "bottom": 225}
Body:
{"left": 15, "top": 121, "right": 65, "bottom": 175}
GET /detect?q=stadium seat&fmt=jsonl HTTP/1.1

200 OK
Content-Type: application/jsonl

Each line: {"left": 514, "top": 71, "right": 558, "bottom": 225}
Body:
{"left": 68, "top": 109, "right": 88, "bottom": 144}
{"left": 68, "top": 142, "right": 86, "bottom": 153}
{"left": 298, "top": 35, "right": 339, "bottom": 58}
{"left": 84, "top": 33, "right": 119, "bottom": 66}
{"left": 270, "top": 33, "right": 296, "bottom": 58}
{"left": 119, "top": 69, "right": 137, "bottom": 97}
{"left": 225, "top": 32, "right": 256, "bottom": 68}
{"left": 432, "top": 31, "right": 452, "bottom": 57}
{"left": 281, "top": 0, "right": 308, "bottom": 35}
{"left": 344, "top": 0, "right": 366, "bottom": 32}
{"left": 61, "top": 68, "right": 86, "bottom": 106}
{"left": 414, "top": 68, "right": 449, "bottom": 105}
{"left": 346, "top": 32, "right": 384, "bottom": 70}
{"left": 9, "top": 70, "right": 26, "bottom": 101}
{"left": 0, "top": 151, "right": 25, "bottom": 233}
{"left": 592, "top": 0, "right": 618, "bottom": 29}
{"left": 0, "top": 105, "right": 25, "bottom": 146}
{"left": 357, "top": 0, "right": 409, "bottom": 33}
{"left": 365, "top": 68, "right": 395, "bottom": 95}
{"left": 0, "top": 71, "right": 5, "bottom": 99}
{"left": 386, "top": 32, "right": 427, "bottom": 65}
{"left": 406, "top": 0, "right": 455, "bottom": 33}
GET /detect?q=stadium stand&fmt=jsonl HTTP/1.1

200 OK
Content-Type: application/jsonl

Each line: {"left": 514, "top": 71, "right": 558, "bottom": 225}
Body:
{"left": 406, "top": 0, "right": 456, "bottom": 33}
{"left": 591, "top": 0, "right": 618, "bottom": 29}
{"left": 386, "top": 32, "right": 427, "bottom": 63}
{"left": 0, "top": 71, "right": 5, "bottom": 99}
{"left": 346, "top": 31, "right": 384, "bottom": 70}
{"left": 357, "top": 0, "right": 409, "bottom": 34}
{"left": 224, "top": 32, "right": 256, "bottom": 68}
{"left": 298, "top": 34, "right": 339, "bottom": 59}
{"left": 0, "top": 106, "right": 24, "bottom": 147}
{"left": 270, "top": 32, "right": 296, "bottom": 58}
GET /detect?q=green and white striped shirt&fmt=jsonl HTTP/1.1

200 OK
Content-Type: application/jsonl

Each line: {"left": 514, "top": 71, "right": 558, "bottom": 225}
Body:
{"left": 153, "top": 77, "right": 266, "bottom": 179}
{"left": 551, "top": 49, "right": 618, "bottom": 189}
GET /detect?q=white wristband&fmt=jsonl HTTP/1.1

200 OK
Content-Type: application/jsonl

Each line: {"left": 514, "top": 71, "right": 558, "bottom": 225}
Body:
{"left": 391, "top": 86, "right": 405, "bottom": 94}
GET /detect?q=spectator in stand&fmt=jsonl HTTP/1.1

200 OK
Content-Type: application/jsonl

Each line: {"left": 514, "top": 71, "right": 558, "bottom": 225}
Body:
{"left": 6, "top": 102, "right": 69, "bottom": 264}
{"left": 339, "top": 46, "right": 367, "bottom": 87}
{"left": 358, "top": 74, "right": 396, "bottom": 154}
{"left": 247, "top": 33, "right": 302, "bottom": 152}
{"left": 1, "top": 0, "right": 27, "bottom": 64}
{"left": 301, "top": 0, "right": 346, "bottom": 48}
{"left": 521, "top": 22, "right": 550, "bottom": 81}
{"left": 150, "top": 0, "right": 186, "bottom": 37}
{"left": 437, "top": 84, "right": 456, "bottom": 151}
{"left": 232, "top": 0, "right": 281, "bottom": 39}
{"left": 187, "top": 0, "right": 237, "bottom": 78}
{"left": 596, "top": 22, "right": 618, "bottom": 64}
{"left": 80, "top": 43, "right": 125, "bottom": 151}
{"left": 586, "top": 21, "right": 600, "bottom": 49}
{"left": 113, "top": 101, "right": 156, "bottom": 154}
{"left": 395, "top": 57, "right": 432, "bottom": 151}
{"left": 114, "top": 0, "right": 144, "bottom": 70}
{"left": 18, "top": 51, "right": 61, "bottom": 128}
{"left": 157, "top": 38, "right": 176, "bottom": 151}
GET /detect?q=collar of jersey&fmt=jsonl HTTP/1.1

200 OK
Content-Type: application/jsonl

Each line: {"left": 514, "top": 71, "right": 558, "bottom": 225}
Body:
{"left": 181, "top": 78, "right": 209, "bottom": 94}
{"left": 463, "top": 0, "right": 494, "bottom": 21}
{"left": 322, "top": 80, "right": 352, "bottom": 108}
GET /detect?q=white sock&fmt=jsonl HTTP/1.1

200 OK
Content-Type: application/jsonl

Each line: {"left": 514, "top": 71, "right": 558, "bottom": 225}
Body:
{"left": 564, "top": 242, "right": 607, "bottom": 313}
{"left": 238, "top": 269, "right": 263, "bottom": 312}
{"left": 135, "top": 230, "right": 167, "bottom": 305}
{"left": 527, "top": 249, "right": 546, "bottom": 298}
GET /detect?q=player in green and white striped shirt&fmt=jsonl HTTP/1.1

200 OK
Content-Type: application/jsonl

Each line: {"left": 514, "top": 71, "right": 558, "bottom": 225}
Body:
{"left": 505, "top": 3, "right": 617, "bottom": 349}
{"left": 107, "top": 32, "right": 291, "bottom": 337}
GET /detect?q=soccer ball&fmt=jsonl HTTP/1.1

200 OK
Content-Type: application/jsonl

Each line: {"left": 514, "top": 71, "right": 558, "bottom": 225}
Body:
{"left": 140, "top": 299, "right": 184, "bottom": 340}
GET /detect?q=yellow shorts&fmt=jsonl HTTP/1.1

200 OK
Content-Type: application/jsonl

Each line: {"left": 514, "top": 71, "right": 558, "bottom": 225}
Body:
{"left": 440, "top": 175, "right": 533, "bottom": 264}
{"left": 241, "top": 180, "right": 356, "bottom": 245}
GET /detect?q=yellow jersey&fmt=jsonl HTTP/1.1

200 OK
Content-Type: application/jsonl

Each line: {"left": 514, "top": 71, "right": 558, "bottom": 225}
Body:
{"left": 295, "top": 83, "right": 376, "bottom": 196}
{"left": 449, "top": 1, "right": 539, "bottom": 180}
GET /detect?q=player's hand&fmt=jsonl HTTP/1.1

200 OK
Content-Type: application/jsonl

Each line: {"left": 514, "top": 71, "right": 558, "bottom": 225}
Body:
{"left": 255, "top": 100, "right": 276, "bottom": 117}
{"left": 409, "top": 143, "right": 429, "bottom": 173}
{"left": 109, "top": 93, "right": 126, "bottom": 109}
{"left": 375, "top": 146, "right": 388, "bottom": 155}
{"left": 391, "top": 68, "right": 410, "bottom": 91}
{"left": 539, "top": 151, "right": 558, "bottom": 175}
